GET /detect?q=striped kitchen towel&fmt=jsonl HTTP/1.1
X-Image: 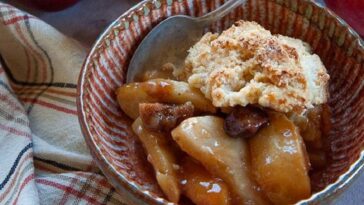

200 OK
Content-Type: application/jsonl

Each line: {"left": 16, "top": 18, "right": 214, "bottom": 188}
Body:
{"left": 0, "top": 3, "right": 125, "bottom": 204}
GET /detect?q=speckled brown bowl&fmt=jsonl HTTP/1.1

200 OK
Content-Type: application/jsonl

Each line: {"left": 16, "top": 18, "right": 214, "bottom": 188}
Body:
{"left": 77, "top": 0, "right": 364, "bottom": 204}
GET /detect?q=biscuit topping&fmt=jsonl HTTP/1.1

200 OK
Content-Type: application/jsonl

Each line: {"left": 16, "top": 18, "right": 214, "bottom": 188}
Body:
{"left": 181, "top": 21, "right": 329, "bottom": 114}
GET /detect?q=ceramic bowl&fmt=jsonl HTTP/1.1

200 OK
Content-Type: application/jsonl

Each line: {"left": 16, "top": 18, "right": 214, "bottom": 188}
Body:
{"left": 77, "top": 0, "right": 364, "bottom": 204}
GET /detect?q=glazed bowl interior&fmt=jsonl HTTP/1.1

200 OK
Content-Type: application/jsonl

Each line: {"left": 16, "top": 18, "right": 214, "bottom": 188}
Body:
{"left": 77, "top": 0, "right": 364, "bottom": 204}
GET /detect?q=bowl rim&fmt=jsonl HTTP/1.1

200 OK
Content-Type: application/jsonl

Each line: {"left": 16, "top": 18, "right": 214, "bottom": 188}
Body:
{"left": 77, "top": 0, "right": 364, "bottom": 204}
{"left": 77, "top": 2, "right": 168, "bottom": 205}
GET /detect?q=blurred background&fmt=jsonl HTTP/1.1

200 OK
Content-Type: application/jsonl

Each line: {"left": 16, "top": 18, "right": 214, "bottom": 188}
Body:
{"left": 2, "top": 0, "right": 363, "bottom": 48}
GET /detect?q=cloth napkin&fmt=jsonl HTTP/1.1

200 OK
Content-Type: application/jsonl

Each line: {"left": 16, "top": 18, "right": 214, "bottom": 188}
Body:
{"left": 0, "top": 3, "right": 125, "bottom": 204}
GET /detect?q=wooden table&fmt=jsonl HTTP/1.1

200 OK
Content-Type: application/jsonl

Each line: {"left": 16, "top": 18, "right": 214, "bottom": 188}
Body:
{"left": 3, "top": 0, "right": 363, "bottom": 204}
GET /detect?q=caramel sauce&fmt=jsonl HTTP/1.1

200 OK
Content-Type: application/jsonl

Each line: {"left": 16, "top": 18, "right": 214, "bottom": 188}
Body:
{"left": 180, "top": 158, "right": 231, "bottom": 205}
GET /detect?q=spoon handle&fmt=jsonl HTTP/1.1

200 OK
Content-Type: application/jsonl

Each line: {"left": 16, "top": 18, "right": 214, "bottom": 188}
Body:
{"left": 197, "top": 0, "right": 245, "bottom": 26}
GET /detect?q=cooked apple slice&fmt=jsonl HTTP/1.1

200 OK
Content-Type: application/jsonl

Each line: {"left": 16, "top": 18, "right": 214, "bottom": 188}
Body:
{"left": 132, "top": 118, "right": 180, "bottom": 202}
{"left": 171, "top": 116, "right": 269, "bottom": 205}
{"left": 249, "top": 112, "right": 311, "bottom": 205}
{"left": 288, "top": 105, "right": 331, "bottom": 150}
{"left": 180, "top": 158, "right": 231, "bottom": 205}
{"left": 116, "top": 79, "right": 216, "bottom": 119}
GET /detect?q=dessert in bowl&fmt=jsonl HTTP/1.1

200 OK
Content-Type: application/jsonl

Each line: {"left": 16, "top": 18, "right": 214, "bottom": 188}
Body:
{"left": 77, "top": 0, "right": 364, "bottom": 204}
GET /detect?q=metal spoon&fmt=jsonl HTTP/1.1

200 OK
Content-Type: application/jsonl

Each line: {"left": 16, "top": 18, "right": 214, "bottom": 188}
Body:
{"left": 126, "top": 0, "right": 245, "bottom": 83}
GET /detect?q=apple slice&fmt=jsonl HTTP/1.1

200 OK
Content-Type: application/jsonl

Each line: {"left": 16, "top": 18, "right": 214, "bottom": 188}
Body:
{"left": 116, "top": 79, "right": 216, "bottom": 119}
{"left": 249, "top": 112, "right": 311, "bottom": 205}
{"left": 171, "top": 116, "right": 269, "bottom": 204}
{"left": 132, "top": 118, "right": 180, "bottom": 202}
{"left": 180, "top": 158, "right": 231, "bottom": 205}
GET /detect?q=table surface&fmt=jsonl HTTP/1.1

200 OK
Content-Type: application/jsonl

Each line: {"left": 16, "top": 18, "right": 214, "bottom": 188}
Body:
{"left": 2, "top": 0, "right": 363, "bottom": 205}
